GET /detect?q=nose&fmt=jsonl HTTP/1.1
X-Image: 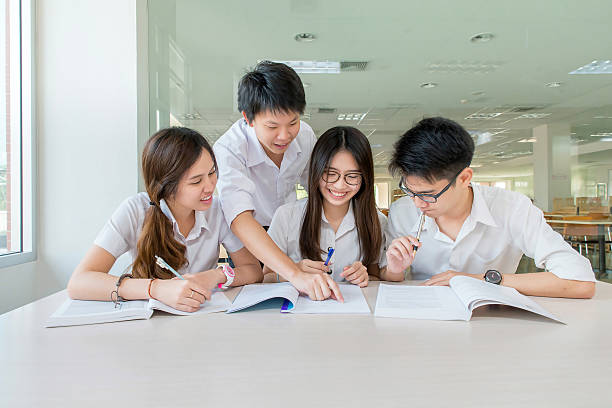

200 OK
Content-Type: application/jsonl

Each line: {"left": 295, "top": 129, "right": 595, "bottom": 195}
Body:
{"left": 277, "top": 126, "right": 291, "bottom": 142}
{"left": 203, "top": 173, "right": 217, "bottom": 192}
{"left": 413, "top": 195, "right": 429, "bottom": 209}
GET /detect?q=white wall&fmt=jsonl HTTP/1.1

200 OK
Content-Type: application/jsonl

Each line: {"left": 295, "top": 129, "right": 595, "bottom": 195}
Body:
{"left": 0, "top": 0, "right": 143, "bottom": 314}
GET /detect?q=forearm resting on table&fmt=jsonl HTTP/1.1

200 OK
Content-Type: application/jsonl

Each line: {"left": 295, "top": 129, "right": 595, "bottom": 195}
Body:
{"left": 503, "top": 271, "right": 595, "bottom": 299}
{"left": 68, "top": 269, "right": 151, "bottom": 301}
{"left": 231, "top": 211, "right": 300, "bottom": 281}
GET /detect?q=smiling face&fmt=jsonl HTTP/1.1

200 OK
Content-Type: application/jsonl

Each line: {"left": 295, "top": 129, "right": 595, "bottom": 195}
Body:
{"left": 318, "top": 150, "right": 363, "bottom": 208}
{"left": 245, "top": 110, "right": 300, "bottom": 160}
{"left": 168, "top": 148, "right": 218, "bottom": 214}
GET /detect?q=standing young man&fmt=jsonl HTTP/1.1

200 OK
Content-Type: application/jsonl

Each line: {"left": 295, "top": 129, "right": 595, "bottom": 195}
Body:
{"left": 214, "top": 61, "right": 343, "bottom": 301}
{"left": 385, "top": 117, "right": 595, "bottom": 298}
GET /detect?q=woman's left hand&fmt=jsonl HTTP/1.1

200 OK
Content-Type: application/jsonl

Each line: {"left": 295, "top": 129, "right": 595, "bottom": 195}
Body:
{"left": 340, "top": 261, "right": 368, "bottom": 287}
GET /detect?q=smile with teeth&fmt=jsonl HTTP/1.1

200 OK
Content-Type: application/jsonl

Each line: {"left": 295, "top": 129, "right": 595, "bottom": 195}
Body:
{"left": 201, "top": 195, "right": 212, "bottom": 201}
{"left": 328, "top": 189, "right": 348, "bottom": 198}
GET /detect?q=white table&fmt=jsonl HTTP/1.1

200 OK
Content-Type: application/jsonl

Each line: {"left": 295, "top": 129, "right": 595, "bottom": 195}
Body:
{"left": 2, "top": 281, "right": 612, "bottom": 407}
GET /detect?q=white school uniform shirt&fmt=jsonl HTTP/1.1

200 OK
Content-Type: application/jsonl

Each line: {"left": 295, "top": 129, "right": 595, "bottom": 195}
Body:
{"left": 386, "top": 184, "right": 595, "bottom": 282}
{"left": 94, "top": 192, "right": 243, "bottom": 274}
{"left": 213, "top": 119, "right": 317, "bottom": 227}
{"left": 267, "top": 198, "right": 388, "bottom": 282}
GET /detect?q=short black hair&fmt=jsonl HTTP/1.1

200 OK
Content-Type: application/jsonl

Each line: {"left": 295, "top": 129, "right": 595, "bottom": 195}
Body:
{"left": 237, "top": 61, "right": 306, "bottom": 123}
{"left": 388, "top": 117, "right": 474, "bottom": 183}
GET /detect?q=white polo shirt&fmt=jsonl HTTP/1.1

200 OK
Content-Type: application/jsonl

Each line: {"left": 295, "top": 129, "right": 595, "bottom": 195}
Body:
{"left": 267, "top": 198, "right": 388, "bottom": 282}
{"left": 387, "top": 184, "right": 595, "bottom": 282}
{"left": 94, "top": 192, "right": 243, "bottom": 274}
{"left": 213, "top": 119, "right": 317, "bottom": 227}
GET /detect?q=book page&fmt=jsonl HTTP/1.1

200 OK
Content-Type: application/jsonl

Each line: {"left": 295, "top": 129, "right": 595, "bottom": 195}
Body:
{"left": 288, "top": 284, "right": 371, "bottom": 314}
{"left": 148, "top": 292, "right": 231, "bottom": 315}
{"left": 449, "top": 276, "right": 565, "bottom": 323}
{"left": 227, "top": 282, "right": 299, "bottom": 313}
{"left": 374, "top": 284, "right": 469, "bottom": 320}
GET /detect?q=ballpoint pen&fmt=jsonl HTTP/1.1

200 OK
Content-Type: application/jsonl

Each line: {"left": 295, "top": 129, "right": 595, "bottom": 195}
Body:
{"left": 413, "top": 213, "right": 425, "bottom": 253}
{"left": 154, "top": 255, "right": 185, "bottom": 280}
{"left": 324, "top": 247, "right": 334, "bottom": 274}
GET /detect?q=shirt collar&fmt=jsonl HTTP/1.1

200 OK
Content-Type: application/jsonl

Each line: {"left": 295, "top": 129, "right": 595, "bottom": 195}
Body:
{"left": 244, "top": 120, "right": 303, "bottom": 168}
{"left": 468, "top": 183, "right": 498, "bottom": 228}
{"left": 159, "top": 198, "right": 209, "bottom": 240}
{"left": 322, "top": 201, "right": 356, "bottom": 238}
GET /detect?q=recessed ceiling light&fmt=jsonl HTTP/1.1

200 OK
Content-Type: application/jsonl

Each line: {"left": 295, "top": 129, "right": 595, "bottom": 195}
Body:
{"left": 460, "top": 99, "right": 469, "bottom": 104}
{"left": 569, "top": 60, "right": 612, "bottom": 75}
{"left": 294, "top": 33, "right": 316, "bottom": 42}
{"left": 470, "top": 32, "right": 494, "bottom": 43}
{"left": 274, "top": 60, "right": 340, "bottom": 74}
{"left": 420, "top": 82, "right": 437, "bottom": 88}
{"left": 546, "top": 82, "right": 563, "bottom": 88}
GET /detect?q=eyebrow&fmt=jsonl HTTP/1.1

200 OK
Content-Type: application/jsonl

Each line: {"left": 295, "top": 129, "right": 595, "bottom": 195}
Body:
{"left": 327, "top": 166, "right": 361, "bottom": 173}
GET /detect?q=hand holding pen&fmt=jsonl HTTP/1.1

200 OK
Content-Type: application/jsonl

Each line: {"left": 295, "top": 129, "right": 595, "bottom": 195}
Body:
{"left": 385, "top": 213, "right": 425, "bottom": 276}
{"left": 150, "top": 255, "right": 209, "bottom": 312}
{"left": 296, "top": 247, "right": 334, "bottom": 275}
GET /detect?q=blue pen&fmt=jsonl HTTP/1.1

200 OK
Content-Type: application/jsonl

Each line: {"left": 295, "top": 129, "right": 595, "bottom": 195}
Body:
{"left": 154, "top": 255, "right": 185, "bottom": 280}
{"left": 324, "top": 247, "right": 334, "bottom": 274}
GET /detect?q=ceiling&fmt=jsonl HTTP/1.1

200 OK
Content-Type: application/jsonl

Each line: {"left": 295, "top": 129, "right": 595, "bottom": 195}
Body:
{"left": 148, "top": 0, "right": 612, "bottom": 178}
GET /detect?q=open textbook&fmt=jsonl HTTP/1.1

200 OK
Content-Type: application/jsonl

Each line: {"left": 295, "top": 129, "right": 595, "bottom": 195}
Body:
{"left": 45, "top": 292, "right": 232, "bottom": 327}
{"left": 374, "top": 276, "right": 565, "bottom": 323}
{"left": 227, "top": 282, "right": 371, "bottom": 314}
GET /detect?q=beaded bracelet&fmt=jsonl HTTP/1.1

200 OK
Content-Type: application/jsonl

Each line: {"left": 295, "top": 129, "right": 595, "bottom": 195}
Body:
{"left": 111, "top": 273, "right": 133, "bottom": 308}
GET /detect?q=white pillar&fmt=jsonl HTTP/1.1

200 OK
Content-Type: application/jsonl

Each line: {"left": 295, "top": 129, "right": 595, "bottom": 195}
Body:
{"left": 533, "top": 124, "right": 572, "bottom": 211}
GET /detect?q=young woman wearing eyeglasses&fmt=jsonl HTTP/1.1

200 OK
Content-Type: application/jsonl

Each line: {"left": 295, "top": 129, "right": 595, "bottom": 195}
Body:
{"left": 263, "top": 126, "right": 395, "bottom": 287}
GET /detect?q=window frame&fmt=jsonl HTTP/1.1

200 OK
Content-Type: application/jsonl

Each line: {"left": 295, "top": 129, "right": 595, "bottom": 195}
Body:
{"left": 0, "top": 0, "right": 36, "bottom": 268}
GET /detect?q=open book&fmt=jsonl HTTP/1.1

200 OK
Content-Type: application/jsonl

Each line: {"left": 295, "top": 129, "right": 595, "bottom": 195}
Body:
{"left": 45, "top": 292, "right": 232, "bottom": 327}
{"left": 227, "top": 282, "right": 371, "bottom": 314}
{"left": 374, "top": 276, "right": 564, "bottom": 323}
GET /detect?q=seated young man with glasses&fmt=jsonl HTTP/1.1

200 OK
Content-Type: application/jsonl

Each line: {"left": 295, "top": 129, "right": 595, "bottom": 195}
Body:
{"left": 384, "top": 117, "right": 595, "bottom": 298}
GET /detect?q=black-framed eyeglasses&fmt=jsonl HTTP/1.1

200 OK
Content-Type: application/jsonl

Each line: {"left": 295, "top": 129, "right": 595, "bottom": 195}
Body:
{"left": 322, "top": 169, "right": 363, "bottom": 186}
{"left": 399, "top": 169, "right": 463, "bottom": 203}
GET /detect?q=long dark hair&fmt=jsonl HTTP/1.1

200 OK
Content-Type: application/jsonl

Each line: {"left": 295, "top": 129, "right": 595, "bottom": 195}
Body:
{"left": 132, "top": 127, "right": 217, "bottom": 279}
{"left": 299, "top": 126, "right": 382, "bottom": 266}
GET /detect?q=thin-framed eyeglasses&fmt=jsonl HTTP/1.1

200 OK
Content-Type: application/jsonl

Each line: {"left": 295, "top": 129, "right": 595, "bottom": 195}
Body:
{"left": 399, "top": 169, "right": 464, "bottom": 203}
{"left": 322, "top": 169, "right": 362, "bottom": 186}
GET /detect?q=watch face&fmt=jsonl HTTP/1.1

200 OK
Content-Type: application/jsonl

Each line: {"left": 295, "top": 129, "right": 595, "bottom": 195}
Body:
{"left": 485, "top": 269, "right": 502, "bottom": 284}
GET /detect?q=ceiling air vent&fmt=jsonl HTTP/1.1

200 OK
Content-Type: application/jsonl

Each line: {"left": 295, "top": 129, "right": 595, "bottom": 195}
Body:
{"left": 340, "top": 61, "right": 369, "bottom": 72}
{"left": 318, "top": 108, "right": 337, "bottom": 114}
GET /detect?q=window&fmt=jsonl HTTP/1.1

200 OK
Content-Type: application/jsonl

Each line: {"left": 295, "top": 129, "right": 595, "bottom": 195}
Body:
{"left": 0, "top": 0, "right": 34, "bottom": 267}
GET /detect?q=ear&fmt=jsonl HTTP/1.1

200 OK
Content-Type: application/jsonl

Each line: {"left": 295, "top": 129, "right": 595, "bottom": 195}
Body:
{"left": 458, "top": 168, "right": 473, "bottom": 187}
{"left": 242, "top": 111, "right": 253, "bottom": 127}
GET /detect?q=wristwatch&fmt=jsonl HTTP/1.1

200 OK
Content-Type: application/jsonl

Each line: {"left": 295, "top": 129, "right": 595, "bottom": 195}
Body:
{"left": 217, "top": 264, "right": 235, "bottom": 290}
{"left": 484, "top": 269, "right": 502, "bottom": 285}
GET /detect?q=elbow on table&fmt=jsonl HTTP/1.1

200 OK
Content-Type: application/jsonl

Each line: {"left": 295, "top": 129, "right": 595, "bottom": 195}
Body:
{"left": 568, "top": 281, "right": 596, "bottom": 299}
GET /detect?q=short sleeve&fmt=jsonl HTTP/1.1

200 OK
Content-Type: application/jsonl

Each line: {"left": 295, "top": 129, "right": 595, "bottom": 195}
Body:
{"left": 93, "top": 196, "right": 143, "bottom": 258}
{"left": 267, "top": 204, "right": 290, "bottom": 255}
{"left": 213, "top": 142, "right": 257, "bottom": 226}
{"left": 377, "top": 211, "right": 389, "bottom": 268}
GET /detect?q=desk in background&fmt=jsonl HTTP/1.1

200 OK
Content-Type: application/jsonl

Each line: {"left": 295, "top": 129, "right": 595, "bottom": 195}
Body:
{"left": 2, "top": 281, "right": 612, "bottom": 407}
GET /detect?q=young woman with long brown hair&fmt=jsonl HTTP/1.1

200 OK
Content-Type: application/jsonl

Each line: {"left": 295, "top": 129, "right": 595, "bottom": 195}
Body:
{"left": 68, "top": 127, "right": 262, "bottom": 312}
{"left": 264, "top": 126, "right": 398, "bottom": 287}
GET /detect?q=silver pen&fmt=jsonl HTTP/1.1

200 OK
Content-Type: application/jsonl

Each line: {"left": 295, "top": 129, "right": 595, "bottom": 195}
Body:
{"left": 413, "top": 213, "right": 425, "bottom": 253}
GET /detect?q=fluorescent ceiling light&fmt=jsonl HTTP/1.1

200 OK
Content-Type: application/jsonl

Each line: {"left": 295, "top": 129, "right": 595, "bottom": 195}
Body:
{"left": 569, "top": 60, "right": 612, "bottom": 74}
{"left": 337, "top": 113, "right": 367, "bottom": 121}
{"left": 274, "top": 60, "right": 340, "bottom": 74}
{"left": 590, "top": 132, "right": 612, "bottom": 137}
{"left": 470, "top": 164, "right": 482, "bottom": 168}
{"left": 518, "top": 138, "right": 537, "bottom": 143}
{"left": 517, "top": 113, "right": 551, "bottom": 119}
{"left": 465, "top": 113, "right": 502, "bottom": 120}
